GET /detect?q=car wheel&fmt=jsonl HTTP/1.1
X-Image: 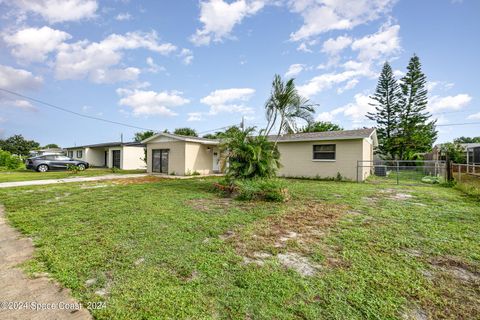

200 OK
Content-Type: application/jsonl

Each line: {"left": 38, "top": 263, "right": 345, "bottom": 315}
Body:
{"left": 37, "top": 164, "right": 49, "bottom": 172}
{"left": 77, "top": 164, "right": 86, "bottom": 171}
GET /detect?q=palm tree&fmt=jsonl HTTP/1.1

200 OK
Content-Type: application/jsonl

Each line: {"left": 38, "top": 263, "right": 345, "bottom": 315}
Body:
{"left": 264, "top": 74, "right": 316, "bottom": 147}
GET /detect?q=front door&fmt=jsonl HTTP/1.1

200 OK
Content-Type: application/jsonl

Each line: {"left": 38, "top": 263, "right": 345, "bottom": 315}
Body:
{"left": 112, "top": 150, "right": 121, "bottom": 168}
{"left": 152, "top": 149, "right": 169, "bottom": 173}
{"left": 212, "top": 151, "right": 219, "bottom": 172}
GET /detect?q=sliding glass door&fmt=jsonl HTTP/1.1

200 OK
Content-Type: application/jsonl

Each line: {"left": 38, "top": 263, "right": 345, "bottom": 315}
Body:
{"left": 152, "top": 149, "right": 169, "bottom": 173}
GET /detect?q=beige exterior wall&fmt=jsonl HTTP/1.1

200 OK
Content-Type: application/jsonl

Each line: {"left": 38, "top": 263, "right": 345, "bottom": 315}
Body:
{"left": 146, "top": 138, "right": 186, "bottom": 175}
{"left": 86, "top": 148, "right": 105, "bottom": 167}
{"left": 185, "top": 142, "right": 214, "bottom": 175}
{"left": 121, "top": 146, "right": 146, "bottom": 170}
{"left": 277, "top": 139, "right": 367, "bottom": 181}
{"left": 360, "top": 138, "right": 374, "bottom": 181}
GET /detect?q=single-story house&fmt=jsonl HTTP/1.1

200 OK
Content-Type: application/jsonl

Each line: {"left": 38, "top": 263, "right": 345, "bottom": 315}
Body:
{"left": 467, "top": 145, "right": 480, "bottom": 165}
{"left": 142, "top": 133, "right": 220, "bottom": 175}
{"left": 142, "top": 128, "right": 377, "bottom": 181}
{"left": 65, "top": 142, "right": 146, "bottom": 170}
{"left": 271, "top": 128, "right": 377, "bottom": 181}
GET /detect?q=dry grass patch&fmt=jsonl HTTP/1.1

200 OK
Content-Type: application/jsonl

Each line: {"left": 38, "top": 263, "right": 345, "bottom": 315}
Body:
{"left": 185, "top": 197, "right": 254, "bottom": 214}
{"left": 228, "top": 201, "right": 349, "bottom": 274}
{"left": 109, "top": 176, "right": 164, "bottom": 185}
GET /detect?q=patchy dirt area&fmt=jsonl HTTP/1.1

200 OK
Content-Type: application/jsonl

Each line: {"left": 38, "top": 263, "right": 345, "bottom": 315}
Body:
{"left": 403, "top": 250, "right": 480, "bottom": 319}
{"left": 108, "top": 176, "right": 165, "bottom": 185}
{"left": 185, "top": 197, "right": 254, "bottom": 214}
{"left": 228, "top": 201, "right": 348, "bottom": 276}
{"left": 0, "top": 205, "right": 92, "bottom": 320}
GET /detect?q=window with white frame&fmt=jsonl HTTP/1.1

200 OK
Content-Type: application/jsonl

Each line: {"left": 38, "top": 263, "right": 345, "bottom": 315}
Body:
{"left": 312, "top": 144, "right": 336, "bottom": 160}
{"left": 76, "top": 150, "right": 83, "bottom": 158}
{"left": 68, "top": 151, "right": 73, "bottom": 158}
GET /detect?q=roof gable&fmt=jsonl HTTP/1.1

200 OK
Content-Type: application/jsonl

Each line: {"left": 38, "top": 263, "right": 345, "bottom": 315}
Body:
{"left": 142, "top": 132, "right": 219, "bottom": 145}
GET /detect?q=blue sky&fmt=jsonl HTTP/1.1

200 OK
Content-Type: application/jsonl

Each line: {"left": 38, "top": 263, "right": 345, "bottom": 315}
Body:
{"left": 0, "top": 0, "right": 479, "bottom": 147}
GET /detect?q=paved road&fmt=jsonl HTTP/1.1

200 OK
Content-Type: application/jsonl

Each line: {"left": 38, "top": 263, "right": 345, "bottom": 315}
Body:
{"left": 0, "top": 173, "right": 149, "bottom": 188}
{"left": 0, "top": 205, "right": 92, "bottom": 319}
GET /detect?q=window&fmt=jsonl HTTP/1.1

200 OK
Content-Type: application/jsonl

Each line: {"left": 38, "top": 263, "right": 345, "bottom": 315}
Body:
{"left": 313, "top": 144, "right": 336, "bottom": 160}
{"left": 55, "top": 156, "right": 71, "bottom": 161}
{"left": 68, "top": 151, "right": 73, "bottom": 158}
{"left": 76, "top": 150, "right": 83, "bottom": 158}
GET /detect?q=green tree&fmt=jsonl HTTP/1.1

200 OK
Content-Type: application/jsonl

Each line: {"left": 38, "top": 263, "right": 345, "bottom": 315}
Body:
{"left": 301, "top": 121, "right": 343, "bottom": 133}
{"left": 397, "top": 55, "right": 437, "bottom": 159}
{"left": 264, "top": 74, "right": 316, "bottom": 144}
{"left": 440, "top": 143, "right": 466, "bottom": 164}
{"left": 454, "top": 136, "right": 480, "bottom": 144}
{"left": 134, "top": 130, "right": 156, "bottom": 142}
{"left": 0, "top": 134, "right": 40, "bottom": 156}
{"left": 173, "top": 127, "right": 198, "bottom": 137}
{"left": 0, "top": 149, "right": 23, "bottom": 169}
{"left": 203, "top": 126, "right": 242, "bottom": 139}
{"left": 43, "top": 143, "right": 60, "bottom": 149}
{"left": 220, "top": 127, "right": 280, "bottom": 180}
{"left": 366, "top": 62, "right": 402, "bottom": 159}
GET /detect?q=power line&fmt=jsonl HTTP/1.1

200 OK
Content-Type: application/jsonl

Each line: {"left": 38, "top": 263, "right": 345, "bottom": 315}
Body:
{"left": 437, "top": 122, "right": 480, "bottom": 127}
{"left": 0, "top": 87, "right": 155, "bottom": 131}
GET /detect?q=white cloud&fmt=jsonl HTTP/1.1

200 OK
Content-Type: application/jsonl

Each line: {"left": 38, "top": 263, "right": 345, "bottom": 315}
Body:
{"left": 190, "top": 0, "right": 266, "bottom": 46}
{"left": 337, "top": 78, "right": 359, "bottom": 94}
{"left": 13, "top": 0, "right": 98, "bottom": 23}
{"left": 0, "top": 64, "right": 43, "bottom": 91}
{"left": 179, "top": 48, "right": 194, "bottom": 65}
{"left": 54, "top": 31, "right": 176, "bottom": 83}
{"left": 3, "top": 26, "right": 72, "bottom": 63}
{"left": 116, "top": 88, "right": 190, "bottom": 116}
{"left": 318, "top": 93, "right": 374, "bottom": 123}
{"left": 297, "top": 69, "right": 365, "bottom": 98}
{"left": 145, "top": 57, "right": 165, "bottom": 73}
{"left": 187, "top": 112, "right": 203, "bottom": 121}
{"left": 351, "top": 24, "right": 401, "bottom": 61}
{"left": 200, "top": 88, "right": 255, "bottom": 115}
{"left": 289, "top": 0, "right": 396, "bottom": 41}
{"left": 115, "top": 13, "right": 132, "bottom": 21}
{"left": 467, "top": 112, "right": 480, "bottom": 120}
{"left": 428, "top": 94, "right": 472, "bottom": 112}
{"left": 321, "top": 35, "right": 352, "bottom": 55}
{"left": 285, "top": 64, "right": 305, "bottom": 78}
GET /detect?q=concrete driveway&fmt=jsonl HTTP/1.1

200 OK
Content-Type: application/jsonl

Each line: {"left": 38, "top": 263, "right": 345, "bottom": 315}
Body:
{"left": 0, "top": 173, "right": 148, "bottom": 188}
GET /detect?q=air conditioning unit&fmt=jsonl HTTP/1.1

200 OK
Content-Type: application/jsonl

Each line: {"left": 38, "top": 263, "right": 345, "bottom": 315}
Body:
{"left": 375, "top": 165, "right": 388, "bottom": 176}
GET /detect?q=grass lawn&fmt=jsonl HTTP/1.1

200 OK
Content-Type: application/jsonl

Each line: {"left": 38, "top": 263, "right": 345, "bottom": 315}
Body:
{"left": 0, "top": 177, "right": 478, "bottom": 319}
{"left": 0, "top": 168, "right": 146, "bottom": 183}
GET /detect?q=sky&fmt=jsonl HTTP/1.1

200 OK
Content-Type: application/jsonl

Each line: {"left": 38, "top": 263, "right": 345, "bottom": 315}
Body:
{"left": 0, "top": 0, "right": 479, "bottom": 147}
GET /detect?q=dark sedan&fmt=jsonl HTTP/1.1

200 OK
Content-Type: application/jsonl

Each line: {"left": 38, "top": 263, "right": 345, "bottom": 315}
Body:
{"left": 25, "top": 155, "right": 89, "bottom": 172}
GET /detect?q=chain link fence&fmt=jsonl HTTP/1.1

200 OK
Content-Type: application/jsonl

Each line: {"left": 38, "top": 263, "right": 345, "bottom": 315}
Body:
{"left": 357, "top": 160, "right": 447, "bottom": 185}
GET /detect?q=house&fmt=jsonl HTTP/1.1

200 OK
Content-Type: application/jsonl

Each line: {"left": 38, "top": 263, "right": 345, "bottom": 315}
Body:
{"left": 428, "top": 143, "right": 480, "bottom": 163}
{"left": 65, "top": 142, "right": 146, "bottom": 170}
{"left": 467, "top": 145, "right": 480, "bottom": 164}
{"left": 270, "top": 128, "right": 377, "bottom": 181}
{"left": 142, "top": 128, "right": 377, "bottom": 181}
{"left": 142, "top": 133, "right": 220, "bottom": 175}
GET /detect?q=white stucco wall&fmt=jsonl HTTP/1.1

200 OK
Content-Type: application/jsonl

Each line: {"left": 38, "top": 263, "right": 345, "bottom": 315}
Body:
{"left": 276, "top": 139, "right": 367, "bottom": 181}
{"left": 122, "top": 146, "right": 146, "bottom": 170}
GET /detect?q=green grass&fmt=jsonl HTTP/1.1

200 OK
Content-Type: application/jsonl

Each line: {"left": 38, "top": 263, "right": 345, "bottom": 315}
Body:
{"left": 455, "top": 174, "right": 480, "bottom": 198}
{"left": 0, "top": 177, "right": 478, "bottom": 319}
{"left": 0, "top": 168, "right": 146, "bottom": 183}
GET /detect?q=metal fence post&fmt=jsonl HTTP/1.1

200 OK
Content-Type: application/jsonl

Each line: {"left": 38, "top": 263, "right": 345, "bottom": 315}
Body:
{"left": 356, "top": 160, "right": 359, "bottom": 183}
{"left": 396, "top": 161, "right": 399, "bottom": 185}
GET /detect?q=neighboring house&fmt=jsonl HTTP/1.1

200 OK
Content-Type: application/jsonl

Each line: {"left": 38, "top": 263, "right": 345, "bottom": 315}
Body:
{"left": 467, "top": 146, "right": 480, "bottom": 164}
{"left": 29, "top": 148, "right": 65, "bottom": 157}
{"left": 65, "top": 142, "right": 146, "bottom": 170}
{"left": 428, "top": 143, "right": 480, "bottom": 163}
{"left": 142, "top": 133, "right": 220, "bottom": 175}
{"left": 142, "top": 128, "right": 377, "bottom": 181}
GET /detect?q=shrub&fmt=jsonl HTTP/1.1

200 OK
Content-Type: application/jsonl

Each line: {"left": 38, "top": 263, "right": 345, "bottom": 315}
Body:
{"left": 220, "top": 127, "right": 280, "bottom": 181}
{"left": 66, "top": 164, "right": 80, "bottom": 174}
{"left": 111, "top": 166, "right": 120, "bottom": 173}
{"left": 0, "top": 149, "right": 23, "bottom": 169}
{"left": 213, "top": 178, "right": 289, "bottom": 202}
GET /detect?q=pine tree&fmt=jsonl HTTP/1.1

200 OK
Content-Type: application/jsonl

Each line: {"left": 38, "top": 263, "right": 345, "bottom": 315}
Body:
{"left": 397, "top": 55, "right": 437, "bottom": 159}
{"left": 367, "top": 62, "right": 401, "bottom": 159}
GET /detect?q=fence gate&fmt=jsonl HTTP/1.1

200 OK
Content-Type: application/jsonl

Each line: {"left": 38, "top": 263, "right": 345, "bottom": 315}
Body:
{"left": 356, "top": 160, "right": 447, "bottom": 185}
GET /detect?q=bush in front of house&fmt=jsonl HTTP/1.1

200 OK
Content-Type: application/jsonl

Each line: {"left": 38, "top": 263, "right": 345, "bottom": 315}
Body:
{"left": 213, "top": 178, "right": 289, "bottom": 202}
{"left": 0, "top": 149, "right": 23, "bottom": 170}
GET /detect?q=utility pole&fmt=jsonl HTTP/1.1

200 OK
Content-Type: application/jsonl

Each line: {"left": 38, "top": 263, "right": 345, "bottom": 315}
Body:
{"left": 120, "top": 133, "right": 123, "bottom": 143}
{"left": 240, "top": 116, "right": 245, "bottom": 132}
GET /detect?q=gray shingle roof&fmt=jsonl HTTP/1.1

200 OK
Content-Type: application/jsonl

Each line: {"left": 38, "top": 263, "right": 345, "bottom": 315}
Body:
{"left": 267, "top": 128, "right": 376, "bottom": 142}
{"left": 65, "top": 141, "right": 144, "bottom": 149}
